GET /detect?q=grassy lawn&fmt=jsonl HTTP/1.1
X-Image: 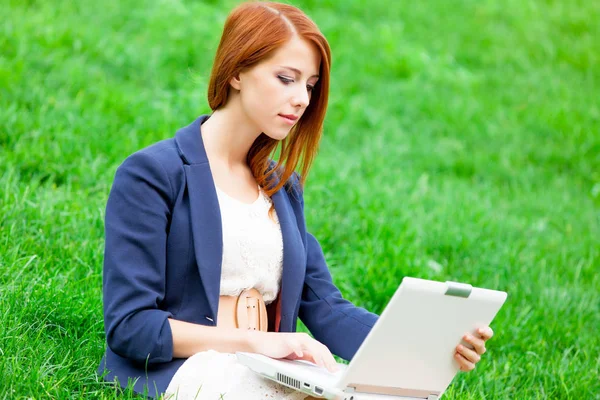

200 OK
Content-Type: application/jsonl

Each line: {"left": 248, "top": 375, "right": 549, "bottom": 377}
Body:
{"left": 1, "top": 0, "right": 599, "bottom": 398}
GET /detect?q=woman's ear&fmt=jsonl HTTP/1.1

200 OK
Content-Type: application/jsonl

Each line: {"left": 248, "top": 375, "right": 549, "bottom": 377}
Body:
{"left": 229, "top": 74, "right": 241, "bottom": 90}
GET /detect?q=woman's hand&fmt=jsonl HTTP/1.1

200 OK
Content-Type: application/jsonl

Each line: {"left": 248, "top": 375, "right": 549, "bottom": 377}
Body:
{"left": 454, "top": 326, "right": 494, "bottom": 372}
{"left": 248, "top": 331, "right": 339, "bottom": 373}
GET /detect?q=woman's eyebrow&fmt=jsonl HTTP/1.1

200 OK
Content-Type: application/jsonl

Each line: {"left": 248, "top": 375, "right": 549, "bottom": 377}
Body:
{"left": 279, "top": 65, "right": 319, "bottom": 79}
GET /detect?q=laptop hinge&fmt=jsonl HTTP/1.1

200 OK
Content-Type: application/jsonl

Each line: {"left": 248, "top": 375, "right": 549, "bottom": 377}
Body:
{"left": 345, "top": 384, "right": 440, "bottom": 399}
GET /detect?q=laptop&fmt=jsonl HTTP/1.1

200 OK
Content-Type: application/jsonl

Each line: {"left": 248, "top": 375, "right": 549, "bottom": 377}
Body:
{"left": 237, "top": 277, "right": 507, "bottom": 400}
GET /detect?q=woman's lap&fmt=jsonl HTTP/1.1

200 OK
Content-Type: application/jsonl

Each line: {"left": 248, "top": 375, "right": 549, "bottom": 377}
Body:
{"left": 165, "top": 350, "right": 308, "bottom": 400}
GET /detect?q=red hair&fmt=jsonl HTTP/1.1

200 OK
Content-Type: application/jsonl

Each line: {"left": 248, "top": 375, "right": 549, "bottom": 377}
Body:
{"left": 207, "top": 1, "right": 331, "bottom": 198}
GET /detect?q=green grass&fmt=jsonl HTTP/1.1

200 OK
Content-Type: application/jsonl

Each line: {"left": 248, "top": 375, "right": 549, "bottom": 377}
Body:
{"left": 1, "top": 0, "right": 599, "bottom": 398}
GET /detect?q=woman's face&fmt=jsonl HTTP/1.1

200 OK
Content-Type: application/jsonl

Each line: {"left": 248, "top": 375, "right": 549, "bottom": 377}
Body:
{"left": 231, "top": 36, "right": 321, "bottom": 141}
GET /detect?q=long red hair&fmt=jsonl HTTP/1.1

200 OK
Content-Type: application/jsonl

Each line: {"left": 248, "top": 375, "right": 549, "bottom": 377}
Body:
{"left": 207, "top": 1, "right": 331, "bottom": 197}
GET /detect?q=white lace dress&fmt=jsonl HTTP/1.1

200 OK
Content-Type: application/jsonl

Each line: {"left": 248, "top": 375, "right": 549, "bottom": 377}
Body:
{"left": 165, "top": 185, "right": 307, "bottom": 400}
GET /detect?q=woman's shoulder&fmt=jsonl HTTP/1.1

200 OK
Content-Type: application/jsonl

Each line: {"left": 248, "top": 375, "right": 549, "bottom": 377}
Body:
{"left": 111, "top": 138, "right": 185, "bottom": 205}
{"left": 119, "top": 114, "right": 209, "bottom": 173}
{"left": 118, "top": 137, "right": 183, "bottom": 177}
{"left": 125, "top": 137, "right": 180, "bottom": 163}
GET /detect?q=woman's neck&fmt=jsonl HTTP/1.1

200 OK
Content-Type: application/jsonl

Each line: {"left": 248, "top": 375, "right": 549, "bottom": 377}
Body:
{"left": 200, "top": 105, "right": 261, "bottom": 168}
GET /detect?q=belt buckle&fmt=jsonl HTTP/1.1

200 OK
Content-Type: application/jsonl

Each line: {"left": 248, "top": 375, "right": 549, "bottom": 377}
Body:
{"left": 235, "top": 289, "right": 266, "bottom": 332}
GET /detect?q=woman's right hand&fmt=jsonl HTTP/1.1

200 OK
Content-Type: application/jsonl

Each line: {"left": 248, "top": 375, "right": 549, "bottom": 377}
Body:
{"left": 248, "top": 331, "right": 339, "bottom": 373}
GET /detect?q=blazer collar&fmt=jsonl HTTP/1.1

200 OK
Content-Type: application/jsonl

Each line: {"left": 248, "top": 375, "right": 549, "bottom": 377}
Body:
{"left": 174, "top": 114, "right": 211, "bottom": 165}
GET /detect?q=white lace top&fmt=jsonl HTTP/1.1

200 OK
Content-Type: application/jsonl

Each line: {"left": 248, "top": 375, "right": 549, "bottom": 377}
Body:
{"left": 215, "top": 184, "right": 283, "bottom": 304}
{"left": 166, "top": 185, "right": 306, "bottom": 400}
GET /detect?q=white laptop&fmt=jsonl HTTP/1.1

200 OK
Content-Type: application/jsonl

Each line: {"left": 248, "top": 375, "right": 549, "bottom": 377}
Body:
{"left": 237, "top": 277, "right": 507, "bottom": 400}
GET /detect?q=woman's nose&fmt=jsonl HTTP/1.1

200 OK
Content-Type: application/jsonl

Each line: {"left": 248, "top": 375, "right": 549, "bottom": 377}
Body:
{"left": 292, "top": 87, "right": 310, "bottom": 108}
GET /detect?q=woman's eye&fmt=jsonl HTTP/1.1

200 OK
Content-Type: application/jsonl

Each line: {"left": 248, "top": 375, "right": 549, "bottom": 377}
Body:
{"left": 278, "top": 75, "right": 293, "bottom": 84}
{"left": 307, "top": 85, "right": 314, "bottom": 92}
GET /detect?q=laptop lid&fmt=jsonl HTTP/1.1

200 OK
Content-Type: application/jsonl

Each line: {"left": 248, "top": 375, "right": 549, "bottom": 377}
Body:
{"left": 337, "top": 277, "right": 507, "bottom": 398}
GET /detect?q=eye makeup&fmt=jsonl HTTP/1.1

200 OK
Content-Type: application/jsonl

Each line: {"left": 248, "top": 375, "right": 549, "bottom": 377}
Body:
{"left": 277, "top": 74, "right": 316, "bottom": 92}
{"left": 277, "top": 75, "right": 294, "bottom": 84}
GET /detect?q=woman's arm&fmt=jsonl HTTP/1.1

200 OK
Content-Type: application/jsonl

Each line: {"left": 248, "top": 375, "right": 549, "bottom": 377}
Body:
{"left": 299, "top": 232, "right": 379, "bottom": 360}
{"left": 168, "top": 319, "right": 254, "bottom": 357}
{"left": 169, "top": 320, "right": 338, "bottom": 371}
{"left": 287, "top": 174, "right": 378, "bottom": 360}
{"left": 103, "top": 151, "right": 176, "bottom": 364}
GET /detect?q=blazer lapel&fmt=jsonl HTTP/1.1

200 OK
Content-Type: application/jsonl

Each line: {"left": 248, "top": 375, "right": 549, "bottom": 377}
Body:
{"left": 185, "top": 163, "right": 222, "bottom": 321}
{"left": 272, "top": 187, "right": 306, "bottom": 323}
{"left": 175, "top": 114, "right": 306, "bottom": 326}
{"left": 175, "top": 115, "right": 222, "bottom": 320}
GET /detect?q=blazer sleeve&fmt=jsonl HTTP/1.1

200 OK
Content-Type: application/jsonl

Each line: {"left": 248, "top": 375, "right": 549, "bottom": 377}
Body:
{"left": 296, "top": 186, "right": 379, "bottom": 361}
{"left": 102, "top": 151, "right": 175, "bottom": 364}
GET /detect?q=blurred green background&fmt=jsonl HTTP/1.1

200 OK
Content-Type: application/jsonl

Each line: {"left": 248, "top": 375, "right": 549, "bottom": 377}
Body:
{"left": 1, "top": 0, "right": 599, "bottom": 398}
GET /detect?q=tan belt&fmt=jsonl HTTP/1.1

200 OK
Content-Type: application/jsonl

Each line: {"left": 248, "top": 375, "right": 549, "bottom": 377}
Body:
{"left": 216, "top": 288, "right": 268, "bottom": 332}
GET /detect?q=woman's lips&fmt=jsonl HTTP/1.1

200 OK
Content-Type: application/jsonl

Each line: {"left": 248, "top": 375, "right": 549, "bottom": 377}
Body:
{"left": 279, "top": 114, "right": 298, "bottom": 125}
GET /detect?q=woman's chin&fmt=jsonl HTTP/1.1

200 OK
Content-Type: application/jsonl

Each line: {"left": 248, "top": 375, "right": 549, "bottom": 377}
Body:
{"left": 262, "top": 128, "right": 292, "bottom": 142}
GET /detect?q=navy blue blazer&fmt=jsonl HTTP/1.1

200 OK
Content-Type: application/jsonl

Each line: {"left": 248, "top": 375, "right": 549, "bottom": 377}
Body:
{"left": 98, "top": 114, "right": 379, "bottom": 397}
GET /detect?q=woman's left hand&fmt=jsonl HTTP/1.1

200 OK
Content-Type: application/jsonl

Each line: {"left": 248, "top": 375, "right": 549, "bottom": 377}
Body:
{"left": 454, "top": 326, "right": 494, "bottom": 372}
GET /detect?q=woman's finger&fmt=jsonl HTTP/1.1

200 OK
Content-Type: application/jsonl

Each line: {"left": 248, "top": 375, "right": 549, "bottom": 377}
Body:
{"left": 477, "top": 326, "right": 494, "bottom": 341}
{"left": 464, "top": 333, "right": 486, "bottom": 355}
{"left": 456, "top": 344, "right": 481, "bottom": 364}
{"left": 310, "top": 349, "right": 324, "bottom": 368}
{"left": 304, "top": 338, "right": 336, "bottom": 372}
{"left": 298, "top": 339, "right": 323, "bottom": 367}
{"left": 294, "top": 334, "right": 338, "bottom": 373}
{"left": 454, "top": 352, "right": 476, "bottom": 372}
{"left": 318, "top": 343, "right": 339, "bottom": 372}
{"left": 289, "top": 339, "right": 304, "bottom": 358}
{"left": 314, "top": 348, "right": 327, "bottom": 369}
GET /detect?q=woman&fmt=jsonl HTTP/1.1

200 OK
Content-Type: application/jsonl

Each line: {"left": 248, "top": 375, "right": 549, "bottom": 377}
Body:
{"left": 98, "top": 2, "right": 494, "bottom": 399}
